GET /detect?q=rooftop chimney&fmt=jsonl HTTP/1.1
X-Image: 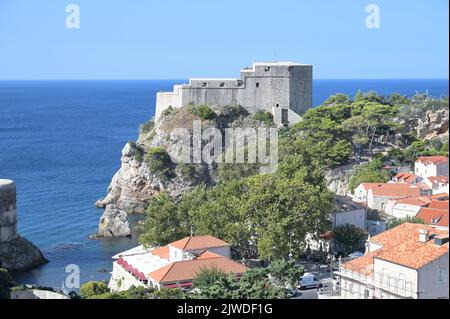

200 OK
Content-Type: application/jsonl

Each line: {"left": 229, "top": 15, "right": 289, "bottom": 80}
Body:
{"left": 419, "top": 228, "right": 429, "bottom": 243}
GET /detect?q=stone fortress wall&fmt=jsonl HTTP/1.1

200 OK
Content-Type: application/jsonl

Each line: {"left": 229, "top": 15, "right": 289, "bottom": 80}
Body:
{"left": 155, "top": 62, "right": 313, "bottom": 125}
{"left": 0, "top": 179, "right": 18, "bottom": 243}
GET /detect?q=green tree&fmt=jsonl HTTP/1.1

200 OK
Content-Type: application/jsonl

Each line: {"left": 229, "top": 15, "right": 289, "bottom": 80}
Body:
{"left": 80, "top": 281, "right": 109, "bottom": 299}
{"left": 139, "top": 192, "right": 190, "bottom": 246}
{"left": 192, "top": 105, "right": 216, "bottom": 120}
{"left": 153, "top": 288, "right": 186, "bottom": 299}
{"left": 333, "top": 224, "right": 367, "bottom": 255}
{"left": 192, "top": 267, "right": 240, "bottom": 299}
{"left": 145, "top": 147, "right": 174, "bottom": 178}
{"left": 349, "top": 157, "right": 390, "bottom": 192}
{"left": 253, "top": 110, "right": 274, "bottom": 125}
{"left": 387, "top": 216, "right": 424, "bottom": 230}
{"left": 268, "top": 260, "right": 304, "bottom": 288}
{"left": 0, "top": 268, "right": 13, "bottom": 299}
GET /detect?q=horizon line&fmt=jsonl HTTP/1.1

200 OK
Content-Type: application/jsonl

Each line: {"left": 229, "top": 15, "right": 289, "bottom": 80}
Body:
{"left": 0, "top": 78, "right": 449, "bottom": 81}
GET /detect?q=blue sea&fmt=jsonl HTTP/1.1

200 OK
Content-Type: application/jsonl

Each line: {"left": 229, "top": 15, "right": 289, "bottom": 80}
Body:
{"left": 0, "top": 79, "right": 448, "bottom": 290}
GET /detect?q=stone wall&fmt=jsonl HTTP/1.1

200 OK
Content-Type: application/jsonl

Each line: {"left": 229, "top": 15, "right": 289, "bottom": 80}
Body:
{"left": 0, "top": 179, "right": 18, "bottom": 242}
{"left": 0, "top": 178, "right": 47, "bottom": 271}
{"left": 155, "top": 62, "right": 313, "bottom": 125}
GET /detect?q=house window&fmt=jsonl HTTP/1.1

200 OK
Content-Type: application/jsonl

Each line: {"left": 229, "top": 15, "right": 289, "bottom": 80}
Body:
{"left": 219, "top": 82, "right": 225, "bottom": 87}
{"left": 256, "top": 83, "right": 260, "bottom": 88}
{"left": 432, "top": 218, "right": 438, "bottom": 225}
{"left": 201, "top": 82, "right": 207, "bottom": 87}
{"left": 439, "top": 268, "right": 448, "bottom": 282}
{"left": 264, "top": 66, "right": 271, "bottom": 72}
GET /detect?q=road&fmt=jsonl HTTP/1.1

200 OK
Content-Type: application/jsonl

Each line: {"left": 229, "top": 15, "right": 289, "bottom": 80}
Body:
{"left": 292, "top": 261, "right": 335, "bottom": 300}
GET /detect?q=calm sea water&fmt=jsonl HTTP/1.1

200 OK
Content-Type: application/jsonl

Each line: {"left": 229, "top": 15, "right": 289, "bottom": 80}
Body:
{"left": 0, "top": 79, "right": 448, "bottom": 289}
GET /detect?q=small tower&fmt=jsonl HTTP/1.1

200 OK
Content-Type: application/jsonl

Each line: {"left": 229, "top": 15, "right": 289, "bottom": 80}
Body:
{"left": 0, "top": 179, "right": 18, "bottom": 242}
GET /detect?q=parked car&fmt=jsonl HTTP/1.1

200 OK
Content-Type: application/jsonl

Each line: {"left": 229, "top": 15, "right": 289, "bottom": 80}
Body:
{"left": 298, "top": 273, "right": 321, "bottom": 290}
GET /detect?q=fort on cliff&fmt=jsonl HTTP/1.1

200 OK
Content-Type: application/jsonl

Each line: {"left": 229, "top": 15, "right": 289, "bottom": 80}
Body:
{"left": 155, "top": 62, "right": 313, "bottom": 125}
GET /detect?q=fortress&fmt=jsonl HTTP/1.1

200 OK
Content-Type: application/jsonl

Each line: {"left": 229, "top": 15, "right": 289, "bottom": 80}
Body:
{"left": 155, "top": 62, "right": 313, "bottom": 125}
{"left": 0, "top": 179, "right": 18, "bottom": 243}
{"left": 0, "top": 178, "right": 47, "bottom": 271}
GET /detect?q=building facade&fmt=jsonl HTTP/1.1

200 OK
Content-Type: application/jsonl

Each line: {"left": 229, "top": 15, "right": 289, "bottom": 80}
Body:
{"left": 415, "top": 156, "right": 449, "bottom": 179}
{"left": 155, "top": 62, "right": 313, "bottom": 125}
{"left": 337, "top": 223, "right": 449, "bottom": 299}
{"left": 108, "top": 235, "right": 246, "bottom": 292}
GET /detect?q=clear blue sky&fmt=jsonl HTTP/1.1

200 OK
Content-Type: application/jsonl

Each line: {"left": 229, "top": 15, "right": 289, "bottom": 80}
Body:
{"left": 0, "top": 0, "right": 448, "bottom": 79}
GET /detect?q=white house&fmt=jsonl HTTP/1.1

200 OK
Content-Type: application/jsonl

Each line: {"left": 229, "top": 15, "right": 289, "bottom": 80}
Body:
{"left": 415, "top": 156, "right": 449, "bottom": 179}
{"left": 108, "top": 235, "right": 246, "bottom": 292}
{"left": 337, "top": 223, "right": 449, "bottom": 299}
{"left": 354, "top": 183, "right": 422, "bottom": 211}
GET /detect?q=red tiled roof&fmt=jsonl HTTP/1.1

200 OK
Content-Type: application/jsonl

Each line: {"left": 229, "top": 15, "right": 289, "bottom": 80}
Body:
{"left": 394, "top": 173, "right": 418, "bottom": 184}
{"left": 416, "top": 156, "right": 449, "bottom": 164}
{"left": 427, "top": 176, "right": 449, "bottom": 186}
{"left": 343, "top": 223, "right": 449, "bottom": 273}
{"left": 169, "top": 235, "right": 230, "bottom": 251}
{"left": 150, "top": 246, "right": 170, "bottom": 260}
{"left": 148, "top": 256, "right": 247, "bottom": 284}
{"left": 395, "top": 196, "right": 431, "bottom": 207}
{"left": 363, "top": 183, "right": 422, "bottom": 197}
{"left": 416, "top": 205, "right": 449, "bottom": 227}
{"left": 428, "top": 200, "right": 450, "bottom": 211}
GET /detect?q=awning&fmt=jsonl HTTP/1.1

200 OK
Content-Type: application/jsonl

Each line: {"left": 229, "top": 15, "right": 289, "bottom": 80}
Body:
{"left": 163, "top": 283, "right": 179, "bottom": 289}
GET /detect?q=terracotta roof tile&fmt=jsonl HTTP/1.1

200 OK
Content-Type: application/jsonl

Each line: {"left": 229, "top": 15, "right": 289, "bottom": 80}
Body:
{"left": 416, "top": 206, "right": 449, "bottom": 227}
{"left": 416, "top": 156, "right": 449, "bottom": 164}
{"left": 394, "top": 173, "right": 418, "bottom": 184}
{"left": 343, "top": 223, "right": 449, "bottom": 273}
{"left": 363, "top": 183, "right": 422, "bottom": 197}
{"left": 150, "top": 246, "right": 170, "bottom": 260}
{"left": 148, "top": 257, "right": 247, "bottom": 284}
{"left": 169, "top": 235, "right": 230, "bottom": 251}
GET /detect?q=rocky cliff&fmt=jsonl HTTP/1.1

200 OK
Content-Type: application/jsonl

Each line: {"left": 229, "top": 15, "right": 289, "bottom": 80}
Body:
{"left": 96, "top": 105, "right": 267, "bottom": 216}
{"left": 0, "top": 179, "right": 47, "bottom": 271}
{"left": 97, "top": 205, "right": 131, "bottom": 237}
{"left": 417, "top": 108, "right": 449, "bottom": 141}
{"left": 0, "top": 236, "right": 47, "bottom": 271}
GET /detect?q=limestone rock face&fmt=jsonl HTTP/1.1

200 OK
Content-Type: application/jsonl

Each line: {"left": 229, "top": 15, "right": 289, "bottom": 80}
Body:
{"left": 96, "top": 106, "right": 264, "bottom": 214}
{"left": 0, "top": 236, "right": 47, "bottom": 271}
{"left": 97, "top": 205, "right": 131, "bottom": 237}
{"left": 325, "top": 163, "right": 356, "bottom": 196}
{"left": 417, "top": 109, "right": 449, "bottom": 141}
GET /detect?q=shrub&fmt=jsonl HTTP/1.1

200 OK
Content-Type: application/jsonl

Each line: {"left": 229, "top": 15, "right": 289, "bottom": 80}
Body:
{"left": 144, "top": 147, "right": 173, "bottom": 178}
{"left": 176, "top": 163, "right": 197, "bottom": 179}
{"left": 387, "top": 216, "right": 424, "bottom": 230}
{"left": 161, "top": 105, "right": 175, "bottom": 118}
{"left": 333, "top": 224, "right": 367, "bottom": 255}
{"left": 253, "top": 110, "right": 274, "bottom": 125}
{"left": 80, "top": 281, "right": 109, "bottom": 299}
{"left": 192, "top": 105, "right": 216, "bottom": 120}
{"left": 140, "top": 119, "right": 155, "bottom": 134}
{"left": 0, "top": 268, "right": 13, "bottom": 299}
{"left": 152, "top": 288, "right": 186, "bottom": 299}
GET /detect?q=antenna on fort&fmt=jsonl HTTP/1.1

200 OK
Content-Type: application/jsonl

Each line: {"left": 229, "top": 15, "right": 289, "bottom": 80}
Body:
{"left": 190, "top": 225, "right": 194, "bottom": 237}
